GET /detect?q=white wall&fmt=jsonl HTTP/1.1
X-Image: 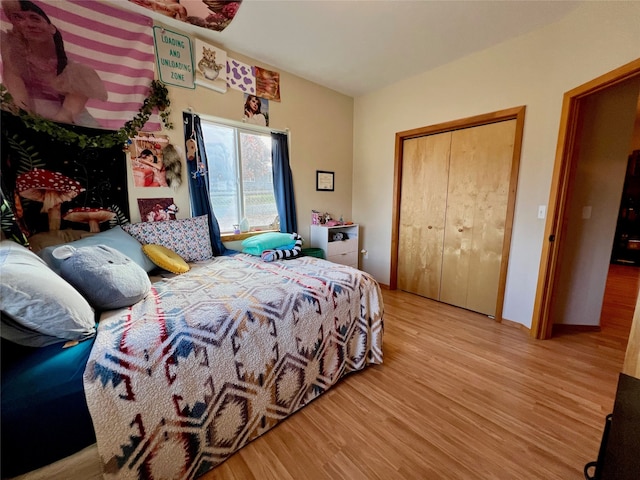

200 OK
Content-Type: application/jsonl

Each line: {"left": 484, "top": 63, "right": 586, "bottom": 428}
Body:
{"left": 352, "top": 1, "right": 640, "bottom": 328}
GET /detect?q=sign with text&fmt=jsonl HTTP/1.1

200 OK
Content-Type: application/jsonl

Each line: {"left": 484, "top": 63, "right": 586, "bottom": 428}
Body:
{"left": 153, "top": 27, "right": 194, "bottom": 89}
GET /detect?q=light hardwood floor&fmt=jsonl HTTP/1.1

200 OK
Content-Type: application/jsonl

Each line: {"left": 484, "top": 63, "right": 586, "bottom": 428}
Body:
{"left": 14, "top": 265, "right": 639, "bottom": 480}
{"left": 204, "top": 264, "right": 639, "bottom": 480}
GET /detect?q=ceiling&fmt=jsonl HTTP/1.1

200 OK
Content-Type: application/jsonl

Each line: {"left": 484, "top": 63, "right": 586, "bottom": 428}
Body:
{"left": 116, "top": 0, "right": 584, "bottom": 98}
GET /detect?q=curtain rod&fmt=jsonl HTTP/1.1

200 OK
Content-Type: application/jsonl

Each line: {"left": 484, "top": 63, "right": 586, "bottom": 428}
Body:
{"left": 183, "top": 109, "right": 289, "bottom": 135}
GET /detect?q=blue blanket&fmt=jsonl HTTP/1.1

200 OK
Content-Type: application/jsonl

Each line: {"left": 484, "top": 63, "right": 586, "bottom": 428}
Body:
{"left": 1, "top": 336, "right": 97, "bottom": 476}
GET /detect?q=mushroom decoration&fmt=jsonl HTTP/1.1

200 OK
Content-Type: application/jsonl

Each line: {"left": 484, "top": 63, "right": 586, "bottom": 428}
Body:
{"left": 16, "top": 168, "right": 85, "bottom": 231}
{"left": 63, "top": 207, "right": 116, "bottom": 233}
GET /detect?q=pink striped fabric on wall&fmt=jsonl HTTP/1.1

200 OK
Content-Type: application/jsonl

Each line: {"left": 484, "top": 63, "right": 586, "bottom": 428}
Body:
{"left": 0, "top": 0, "right": 160, "bottom": 131}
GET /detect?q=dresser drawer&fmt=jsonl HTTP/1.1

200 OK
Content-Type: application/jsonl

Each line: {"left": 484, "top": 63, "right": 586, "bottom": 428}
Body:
{"left": 326, "top": 238, "right": 357, "bottom": 256}
{"left": 328, "top": 251, "right": 358, "bottom": 268}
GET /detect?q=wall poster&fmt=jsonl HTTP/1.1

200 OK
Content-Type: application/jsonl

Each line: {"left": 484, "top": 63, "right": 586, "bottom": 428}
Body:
{"left": 194, "top": 38, "right": 227, "bottom": 93}
{"left": 128, "top": 133, "right": 170, "bottom": 188}
{"left": 255, "top": 66, "right": 280, "bottom": 102}
{"left": 137, "top": 197, "right": 178, "bottom": 222}
{"left": 153, "top": 26, "right": 194, "bottom": 89}
{"left": 227, "top": 57, "right": 256, "bottom": 94}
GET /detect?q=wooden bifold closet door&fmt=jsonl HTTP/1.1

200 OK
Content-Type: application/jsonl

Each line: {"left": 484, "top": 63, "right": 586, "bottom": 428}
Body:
{"left": 397, "top": 131, "right": 451, "bottom": 300}
{"left": 398, "top": 120, "right": 516, "bottom": 316}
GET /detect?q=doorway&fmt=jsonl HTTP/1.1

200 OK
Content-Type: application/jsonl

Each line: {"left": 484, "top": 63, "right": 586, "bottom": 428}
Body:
{"left": 532, "top": 58, "right": 640, "bottom": 340}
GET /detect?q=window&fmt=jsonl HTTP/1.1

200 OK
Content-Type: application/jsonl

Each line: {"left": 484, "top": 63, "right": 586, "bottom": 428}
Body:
{"left": 200, "top": 120, "right": 278, "bottom": 234}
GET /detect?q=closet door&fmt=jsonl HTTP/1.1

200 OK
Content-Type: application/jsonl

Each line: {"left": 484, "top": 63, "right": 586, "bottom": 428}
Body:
{"left": 397, "top": 132, "right": 451, "bottom": 299}
{"left": 440, "top": 120, "right": 516, "bottom": 315}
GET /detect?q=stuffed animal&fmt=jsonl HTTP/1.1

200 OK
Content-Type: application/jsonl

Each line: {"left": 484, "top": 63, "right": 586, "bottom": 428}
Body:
{"left": 186, "top": 138, "right": 197, "bottom": 161}
{"left": 162, "top": 143, "right": 183, "bottom": 189}
{"left": 53, "top": 244, "right": 151, "bottom": 310}
{"left": 261, "top": 233, "right": 303, "bottom": 262}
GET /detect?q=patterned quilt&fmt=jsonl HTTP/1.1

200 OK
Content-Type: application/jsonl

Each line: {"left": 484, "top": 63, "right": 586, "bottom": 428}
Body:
{"left": 83, "top": 254, "right": 384, "bottom": 479}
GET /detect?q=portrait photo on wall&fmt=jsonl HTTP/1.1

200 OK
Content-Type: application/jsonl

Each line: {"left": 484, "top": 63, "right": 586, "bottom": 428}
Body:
{"left": 194, "top": 38, "right": 227, "bottom": 93}
{"left": 137, "top": 197, "right": 178, "bottom": 222}
{"left": 129, "top": 132, "right": 170, "bottom": 188}
{"left": 0, "top": 0, "right": 159, "bottom": 131}
{"left": 243, "top": 94, "right": 269, "bottom": 127}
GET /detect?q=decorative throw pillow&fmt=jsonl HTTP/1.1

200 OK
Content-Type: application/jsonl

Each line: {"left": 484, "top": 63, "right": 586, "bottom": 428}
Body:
{"left": 122, "top": 215, "right": 213, "bottom": 262}
{"left": 142, "top": 244, "right": 190, "bottom": 274}
{"left": 38, "top": 225, "right": 157, "bottom": 274}
{"left": 241, "top": 232, "right": 297, "bottom": 256}
{"left": 28, "top": 228, "right": 91, "bottom": 253}
{"left": 54, "top": 244, "right": 151, "bottom": 311}
{"left": 0, "top": 240, "right": 96, "bottom": 347}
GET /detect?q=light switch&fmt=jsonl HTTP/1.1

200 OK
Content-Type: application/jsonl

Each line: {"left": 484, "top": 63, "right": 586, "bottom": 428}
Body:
{"left": 582, "top": 206, "right": 592, "bottom": 219}
{"left": 537, "top": 205, "right": 546, "bottom": 219}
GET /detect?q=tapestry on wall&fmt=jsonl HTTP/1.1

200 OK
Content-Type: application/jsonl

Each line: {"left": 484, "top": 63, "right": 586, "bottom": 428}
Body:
{"left": 0, "top": 0, "right": 159, "bottom": 131}
{"left": 129, "top": 0, "right": 242, "bottom": 32}
{"left": 0, "top": 112, "right": 130, "bottom": 238}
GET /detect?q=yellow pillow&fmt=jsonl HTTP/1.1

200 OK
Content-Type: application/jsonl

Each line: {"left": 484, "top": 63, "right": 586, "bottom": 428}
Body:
{"left": 142, "top": 244, "right": 190, "bottom": 274}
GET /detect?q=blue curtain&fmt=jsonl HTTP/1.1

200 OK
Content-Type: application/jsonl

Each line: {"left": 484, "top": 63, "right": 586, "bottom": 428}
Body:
{"left": 271, "top": 132, "right": 298, "bottom": 233}
{"left": 183, "top": 112, "right": 226, "bottom": 256}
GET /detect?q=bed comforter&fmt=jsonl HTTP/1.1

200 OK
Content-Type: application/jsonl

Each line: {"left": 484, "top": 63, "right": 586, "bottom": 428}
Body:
{"left": 83, "top": 254, "right": 384, "bottom": 479}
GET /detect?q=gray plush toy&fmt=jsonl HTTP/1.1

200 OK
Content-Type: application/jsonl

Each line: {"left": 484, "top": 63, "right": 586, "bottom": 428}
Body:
{"left": 53, "top": 244, "right": 151, "bottom": 310}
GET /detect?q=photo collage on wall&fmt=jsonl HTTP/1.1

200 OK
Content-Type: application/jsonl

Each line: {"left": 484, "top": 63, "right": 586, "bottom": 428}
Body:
{"left": 135, "top": 0, "right": 282, "bottom": 126}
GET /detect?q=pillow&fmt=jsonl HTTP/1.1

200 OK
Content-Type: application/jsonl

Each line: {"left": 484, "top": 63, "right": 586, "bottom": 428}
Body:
{"left": 55, "top": 244, "right": 151, "bottom": 310}
{"left": 0, "top": 240, "right": 95, "bottom": 347}
{"left": 142, "top": 244, "right": 190, "bottom": 274}
{"left": 241, "top": 232, "right": 297, "bottom": 256}
{"left": 38, "top": 225, "right": 157, "bottom": 274}
{"left": 27, "top": 229, "right": 91, "bottom": 253}
{"left": 122, "top": 215, "right": 213, "bottom": 262}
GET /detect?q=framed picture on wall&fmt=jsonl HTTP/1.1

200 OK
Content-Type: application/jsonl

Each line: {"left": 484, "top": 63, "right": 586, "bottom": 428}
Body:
{"left": 316, "top": 170, "right": 334, "bottom": 191}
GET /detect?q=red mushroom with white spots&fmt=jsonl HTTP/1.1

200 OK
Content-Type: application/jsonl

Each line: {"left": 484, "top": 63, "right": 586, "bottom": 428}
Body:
{"left": 16, "top": 168, "right": 85, "bottom": 231}
{"left": 63, "top": 207, "right": 116, "bottom": 233}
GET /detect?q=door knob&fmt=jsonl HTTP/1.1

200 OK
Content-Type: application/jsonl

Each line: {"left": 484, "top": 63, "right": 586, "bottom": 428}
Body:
{"left": 458, "top": 228, "right": 463, "bottom": 232}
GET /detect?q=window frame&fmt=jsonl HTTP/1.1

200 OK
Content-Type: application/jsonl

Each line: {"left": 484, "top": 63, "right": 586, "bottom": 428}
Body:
{"left": 198, "top": 115, "right": 286, "bottom": 237}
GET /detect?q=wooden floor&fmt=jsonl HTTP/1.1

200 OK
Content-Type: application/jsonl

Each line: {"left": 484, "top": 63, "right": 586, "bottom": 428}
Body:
{"left": 204, "top": 264, "right": 640, "bottom": 480}
{"left": 15, "top": 265, "right": 639, "bottom": 480}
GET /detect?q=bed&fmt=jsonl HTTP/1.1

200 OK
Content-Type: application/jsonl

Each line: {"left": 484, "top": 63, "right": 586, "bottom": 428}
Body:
{"left": 0, "top": 226, "right": 384, "bottom": 480}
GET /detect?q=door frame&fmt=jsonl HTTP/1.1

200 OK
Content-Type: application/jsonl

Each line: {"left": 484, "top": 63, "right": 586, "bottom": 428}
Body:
{"left": 531, "top": 58, "right": 640, "bottom": 339}
{"left": 390, "top": 106, "right": 526, "bottom": 322}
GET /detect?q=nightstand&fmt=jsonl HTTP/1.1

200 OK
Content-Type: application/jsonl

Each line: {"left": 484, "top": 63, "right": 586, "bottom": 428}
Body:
{"left": 309, "top": 224, "right": 359, "bottom": 268}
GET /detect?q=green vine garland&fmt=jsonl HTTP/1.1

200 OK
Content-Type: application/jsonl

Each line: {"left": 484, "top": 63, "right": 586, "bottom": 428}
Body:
{"left": 0, "top": 80, "right": 173, "bottom": 149}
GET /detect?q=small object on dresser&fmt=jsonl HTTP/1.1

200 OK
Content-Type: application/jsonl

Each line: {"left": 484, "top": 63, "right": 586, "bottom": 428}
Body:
{"left": 331, "top": 232, "right": 348, "bottom": 242}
